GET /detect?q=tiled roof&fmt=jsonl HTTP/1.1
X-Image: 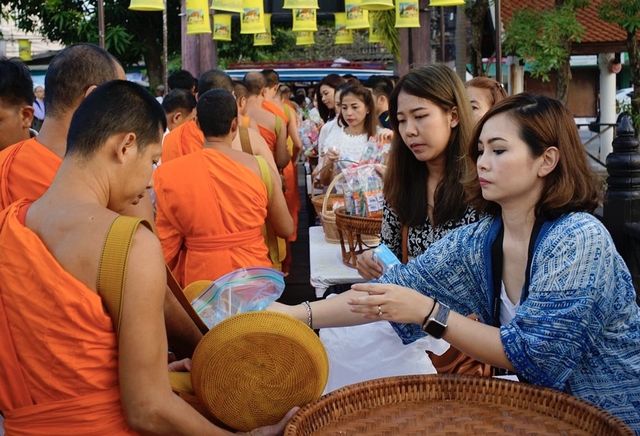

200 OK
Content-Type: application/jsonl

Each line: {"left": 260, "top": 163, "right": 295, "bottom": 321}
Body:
{"left": 501, "top": 0, "right": 627, "bottom": 45}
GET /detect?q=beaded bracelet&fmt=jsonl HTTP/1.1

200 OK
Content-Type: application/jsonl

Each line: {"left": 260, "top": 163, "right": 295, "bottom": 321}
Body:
{"left": 302, "top": 301, "right": 313, "bottom": 329}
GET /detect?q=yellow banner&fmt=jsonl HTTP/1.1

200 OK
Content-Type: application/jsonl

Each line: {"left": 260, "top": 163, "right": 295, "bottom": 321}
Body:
{"left": 211, "top": 0, "right": 243, "bottom": 13}
{"left": 429, "top": 0, "right": 464, "bottom": 5}
{"left": 254, "top": 13, "right": 273, "bottom": 46}
{"left": 334, "top": 13, "right": 353, "bottom": 45}
{"left": 240, "top": 0, "right": 266, "bottom": 33}
{"left": 213, "top": 14, "right": 232, "bottom": 41}
{"left": 186, "top": 0, "right": 212, "bottom": 34}
{"left": 295, "top": 31, "right": 315, "bottom": 45}
{"left": 283, "top": 0, "right": 319, "bottom": 9}
{"left": 368, "top": 20, "right": 383, "bottom": 43}
{"left": 18, "top": 39, "right": 31, "bottom": 61}
{"left": 395, "top": 0, "right": 420, "bottom": 28}
{"left": 292, "top": 8, "right": 317, "bottom": 32}
{"left": 361, "top": 0, "right": 394, "bottom": 11}
{"left": 345, "top": 0, "right": 369, "bottom": 29}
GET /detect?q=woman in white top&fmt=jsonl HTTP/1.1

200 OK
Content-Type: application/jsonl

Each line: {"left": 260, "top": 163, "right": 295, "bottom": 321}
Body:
{"left": 316, "top": 84, "right": 378, "bottom": 186}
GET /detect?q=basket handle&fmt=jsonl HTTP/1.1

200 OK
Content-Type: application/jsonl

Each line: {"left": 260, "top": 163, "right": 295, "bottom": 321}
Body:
{"left": 322, "top": 172, "right": 345, "bottom": 215}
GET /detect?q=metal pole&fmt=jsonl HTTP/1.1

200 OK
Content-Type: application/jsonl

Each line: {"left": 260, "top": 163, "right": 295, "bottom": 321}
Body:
{"left": 495, "top": 0, "right": 502, "bottom": 83}
{"left": 163, "top": 0, "right": 169, "bottom": 92}
{"left": 97, "top": 0, "right": 105, "bottom": 49}
{"left": 440, "top": 6, "right": 445, "bottom": 63}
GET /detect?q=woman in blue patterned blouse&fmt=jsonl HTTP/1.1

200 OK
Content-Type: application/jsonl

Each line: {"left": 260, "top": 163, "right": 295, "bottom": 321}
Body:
{"left": 274, "top": 93, "right": 640, "bottom": 430}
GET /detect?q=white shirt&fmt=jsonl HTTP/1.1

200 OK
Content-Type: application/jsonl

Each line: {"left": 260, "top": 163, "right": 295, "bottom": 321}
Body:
{"left": 499, "top": 281, "right": 520, "bottom": 326}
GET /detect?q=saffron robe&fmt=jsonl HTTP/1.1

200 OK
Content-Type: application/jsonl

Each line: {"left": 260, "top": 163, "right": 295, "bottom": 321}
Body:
{"left": 161, "top": 120, "right": 204, "bottom": 164}
{"left": 262, "top": 101, "right": 300, "bottom": 242}
{"left": 153, "top": 149, "right": 271, "bottom": 286}
{"left": 0, "top": 138, "right": 61, "bottom": 210}
{"left": 0, "top": 200, "right": 135, "bottom": 435}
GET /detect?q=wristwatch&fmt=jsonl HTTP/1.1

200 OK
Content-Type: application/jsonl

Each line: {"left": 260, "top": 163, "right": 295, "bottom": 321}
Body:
{"left": 422, "top": 302, "right": 450, "bottom": 339}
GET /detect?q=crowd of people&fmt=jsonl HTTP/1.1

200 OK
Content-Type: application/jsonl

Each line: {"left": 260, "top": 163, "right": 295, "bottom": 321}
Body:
{"left": 0, "top": 44, "right": 638, "bottom": 434}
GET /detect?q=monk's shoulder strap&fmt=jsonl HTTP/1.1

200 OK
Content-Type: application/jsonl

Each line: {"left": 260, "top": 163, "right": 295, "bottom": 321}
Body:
{"left": 239, "top": 125, "right": 252, "bottom": 154}
{"left": 97, "top": 216, "right": 152, "bottom": 335}
{"left": 255, "top": 155, "right": 272, "bottom": 202}
{"left": 274, "top": 114, "right": 283, "bottom": 136}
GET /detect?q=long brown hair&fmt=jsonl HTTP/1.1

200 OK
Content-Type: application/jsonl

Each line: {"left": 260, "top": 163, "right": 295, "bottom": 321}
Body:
{"left": 465, "top": 76, "right": 507, "bottom": 107}
{"left": 385, "top": 64, "right": 474, "bottom": 227}
{"left": 338, "top": 84, "right": 377, "bottom": 138}
{"left": 464, "top": 93, "right": 601, "bottom": 218}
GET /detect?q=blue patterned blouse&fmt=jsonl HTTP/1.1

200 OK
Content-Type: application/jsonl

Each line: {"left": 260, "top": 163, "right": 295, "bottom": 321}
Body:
{"left": 379, "top": 212, "right": 640, "bottom": 431}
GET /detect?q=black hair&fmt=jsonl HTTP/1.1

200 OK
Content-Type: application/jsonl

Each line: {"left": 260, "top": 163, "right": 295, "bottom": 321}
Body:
{"left": 197, "top": 89, "right": 237, "bottom": 137}
{"left": 233, "top": 80, "right": 249, "bottom": 100}
{"left": 0, "top": 57, "right": 34, "bottom": 107}
{"left": 243, "top": 71, "right": 266, "bottom": 96}
{"left": 168, "top": 69, "right": 196, "bottom": 91}
{"left": 367, "top": 75, "right": 394, "bottom": 99}
{"left": 316, "top": 73, "right": 346, "bottom": 122}
{"left": 162, "top": 88, "right": 196, "bottom": 114}
{"left": 198, "top": 69, "right": 233, "bottom": 96}
{"left": 261, "top": 68, "right": 279, "bottom": 88}
{"left": 45, "top": 43, "right": 120, "bottom": 118}
{"left": 66, "top": 80, "right": 166, "bottom": 158}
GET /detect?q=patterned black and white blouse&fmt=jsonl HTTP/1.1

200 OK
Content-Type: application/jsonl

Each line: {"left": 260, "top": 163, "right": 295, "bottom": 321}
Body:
{"left": 381, "top": 201, "right": 480, "bottom": 260}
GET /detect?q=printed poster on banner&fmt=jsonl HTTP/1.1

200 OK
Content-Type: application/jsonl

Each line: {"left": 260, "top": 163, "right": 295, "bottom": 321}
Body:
{"left": 254, "top": 14, "right": 273, "bottom": 46}
{"left": 241, "top": 0, "right": 266, "bottom": 34}
{"left": 295, "top": 31, "right": 315, "bottom": 45}
{"left": 395, "top": 0, "right": 420, "bottom": 28}
{"left": 345, "top": 0, "right": 369, "bottom": 29}
{"left": 210, "top": 0, "right": 243, "bottom": 13}
{"left": 334, "top": 13, "right": 353, "bottom": 45}
{"left": 292, "top": 8, "right": 318, "bottom": 32}
{"left": 213, "top": 14, "right": 232, "bottom": 41}
{"left": 186, "top": 0, "right": 212, "bottom": 34}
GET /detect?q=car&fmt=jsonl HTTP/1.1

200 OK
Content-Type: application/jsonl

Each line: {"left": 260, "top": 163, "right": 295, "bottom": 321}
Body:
{"left": 589, "top": 87, "right": 634, "bottom": 132}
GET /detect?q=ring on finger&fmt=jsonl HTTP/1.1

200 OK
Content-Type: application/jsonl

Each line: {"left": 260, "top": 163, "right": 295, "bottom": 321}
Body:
{"left": 377, "top": 305, "right": 383, "bottom": 317}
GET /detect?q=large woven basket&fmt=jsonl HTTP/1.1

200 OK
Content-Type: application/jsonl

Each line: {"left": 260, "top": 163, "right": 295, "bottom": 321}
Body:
{"left": 284, "top": 375, "right": 633, "bottom": 435}
{"left": 317, "top": 174, "right": 345, "bottom": 244}
{"left": 334, "top": 207, "right": 382, "bottom": 268}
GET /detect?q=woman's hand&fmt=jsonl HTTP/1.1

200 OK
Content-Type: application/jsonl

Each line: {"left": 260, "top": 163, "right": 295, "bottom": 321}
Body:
{"left": 349, "top": 283, "right": 433, "bottom": 325}
{"left": 325, "top": 148, "right": 340, "bottom": 163}
{"left": 244, "top": 407, "right": 300, "bottom": 436}
{"left": 356, "top": 250, "right": 383, "bottom": 280}
{"left": 375, "top": 128, "right": 394, "bottom": 145}
{"left": 168, "top": 358, "right": 192, "bottom": 372}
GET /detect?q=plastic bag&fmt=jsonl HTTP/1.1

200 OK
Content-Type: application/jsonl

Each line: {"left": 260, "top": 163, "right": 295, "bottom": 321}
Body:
{"left": 341, "top": 164, "right": 384, "bottom": 217}
{"left": 191, "top": 267, "right": 285, "bottom": 329}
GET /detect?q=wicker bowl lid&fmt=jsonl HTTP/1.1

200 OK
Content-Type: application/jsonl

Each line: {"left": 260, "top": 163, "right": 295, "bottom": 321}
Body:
{"left": 191, "top": 311, "right": 328, "bottom": 432}
{"left": 285, "top": 375, "right": 632, "bottom": 435}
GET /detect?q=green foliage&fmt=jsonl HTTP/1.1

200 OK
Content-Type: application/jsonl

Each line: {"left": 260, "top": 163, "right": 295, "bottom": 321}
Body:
{"left": 599, "top": 0, "right": 640, "bottom": 32}
{"left": 370, "top": 10, "right": 399, "bottom": 60}
{"left": 503, "top": 3, "right": 585, "bottom": 81}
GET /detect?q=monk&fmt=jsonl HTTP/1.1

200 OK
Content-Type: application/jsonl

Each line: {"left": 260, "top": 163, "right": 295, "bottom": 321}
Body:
{"left": 161, "top": 88, "right": 196, "bottom": 132}
{"left": 0, "top": 44, "right": 201, "bottom": 358}
{"left": 0, "top": 58, "right": 34, "bottom": 151}
{"left": 154, "top": 89, "right": 293, "bottom": 286}
{"left": 243, "top": 72, "right": 290, "bottom": 170}
{"left": 0, "top": 80, "right": 295, "bottom": 434}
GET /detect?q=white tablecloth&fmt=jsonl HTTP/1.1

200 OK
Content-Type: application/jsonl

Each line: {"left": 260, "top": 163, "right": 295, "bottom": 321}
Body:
{"left": 309, "top": 226, "right": 364, "bottom": 298}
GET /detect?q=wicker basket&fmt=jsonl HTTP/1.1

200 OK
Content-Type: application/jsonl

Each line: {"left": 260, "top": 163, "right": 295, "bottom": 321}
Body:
{"left": 284, "top": 375, "right": 633, "bottom": 435}
{"left": 316, "top": 174, "right": 345, "bottom": 244}
{"left": 334, "top": 207, "right": 381, "bottom": 268}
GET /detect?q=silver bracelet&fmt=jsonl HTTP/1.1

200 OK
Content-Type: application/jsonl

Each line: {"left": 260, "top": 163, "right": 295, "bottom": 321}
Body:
{"left": 302, "top": 301, "right": 313, "bottom": 329}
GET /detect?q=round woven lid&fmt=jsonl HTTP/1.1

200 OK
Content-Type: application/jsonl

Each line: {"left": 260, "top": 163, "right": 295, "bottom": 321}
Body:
{"left": 191, "top": 311, "right": 328, "bottom": 432}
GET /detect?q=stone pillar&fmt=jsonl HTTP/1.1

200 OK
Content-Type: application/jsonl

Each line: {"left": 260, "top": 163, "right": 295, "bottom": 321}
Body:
{"left": 397, "top": 0, "right": 431, "bottom": 75}
{"left": 604, "top": 114, "right": 640, "bottom": 298}
{"left": 599, "top": 52, "right": 617, "bottom": 161}
{"left": 181, "top": 0, "right": 217, "bottom": 78}
{"left": 509, "top": 58, "right": 524, "bottom": 95}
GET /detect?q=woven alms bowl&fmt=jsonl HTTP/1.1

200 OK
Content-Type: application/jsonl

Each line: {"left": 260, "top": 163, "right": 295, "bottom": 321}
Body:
{"left": 191, "top": 311, "right": 328, "bottom": 431}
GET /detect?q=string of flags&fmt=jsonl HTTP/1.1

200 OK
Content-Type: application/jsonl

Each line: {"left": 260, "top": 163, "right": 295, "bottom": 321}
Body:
{"left": 129, "top": 0, "right": 465, "bottom": 46}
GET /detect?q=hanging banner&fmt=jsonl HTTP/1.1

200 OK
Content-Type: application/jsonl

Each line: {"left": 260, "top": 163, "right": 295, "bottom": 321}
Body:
{"left": 186, "top": 0, "right": 212, "bottom": 34}
{"left": 240, "top": 0, "right": 266, "bottom": 33}
{"left": 254, "top": 13, "right": 273, "bottom": 46}
{"left": 345, "top": 0, "right": 369, "bottom": 29}
{"left": 213, "top": 13, "right": 232, "bottom": 41}
{"left": 295, "top": 31, "right": 315, "bottom": 45}
{"left": 292, "top": 8, "right": 318, "bottom": 32}
{"left": 282, "top": 0, "right": 319, "bottom": 9}
{"left": 368, "top": 20, "right": 383, "bottom": 43}
{"left": 211, "top": 0, "right": 243, "bottom": 13}
{"left": 361, "top": 0, "right": 394, "bottom": 11}
{"left": 429, "top": 0, "right": 464, "bottom": 5}
{"left": 334, "top": 13, "right": 353, "bottom": 45}
{"left": 18, "top": 39, "right": 31, "bottom": 61}
{"left": 395, "top": 0, "right": 420, "bottom": 28}
{"left": 128, "top": 0, "right": 164, "bottom": 11}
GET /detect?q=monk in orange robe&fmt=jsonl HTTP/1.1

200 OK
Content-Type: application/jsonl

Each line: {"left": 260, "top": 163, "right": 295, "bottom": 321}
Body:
{"left": 0, "top": 44, "right": 202, "bottom": 359}
{"left": 154, "top": 89, "right": 293, "bottom": 286}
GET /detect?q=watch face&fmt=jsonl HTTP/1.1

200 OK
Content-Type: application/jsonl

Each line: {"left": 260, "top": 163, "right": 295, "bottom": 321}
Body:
{"left": 425, "top": 320, "right": 446, "bottom": 338}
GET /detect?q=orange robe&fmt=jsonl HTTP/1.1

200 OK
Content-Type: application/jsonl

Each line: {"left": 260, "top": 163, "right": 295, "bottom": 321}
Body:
{"left": 0, "top": 138, "right": 61, "bottom": 210}
{"left": 0, "top": 200, "right": 135, "bottom": 435}
{"left": 161, "top": 119, "right": 204, "bottom": 163}
{"left": 154, "top": 149, "right": 271, "bottom": 286}
{"left": 262, "top": 101, "right": 300, "bottom": 242}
